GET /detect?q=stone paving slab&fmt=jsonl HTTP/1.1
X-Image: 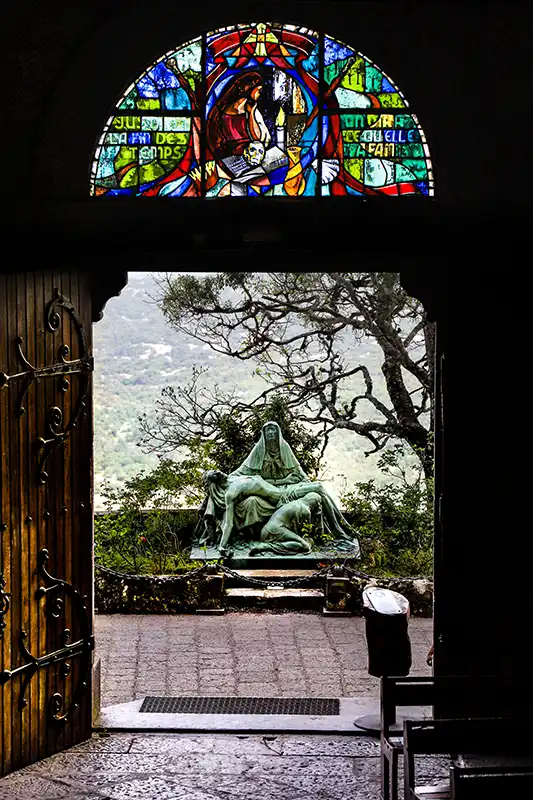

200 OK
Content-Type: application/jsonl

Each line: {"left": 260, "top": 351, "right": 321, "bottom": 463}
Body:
{"left": 0, "top": 732, "right": 449, "bottom": 800}
{"left": 95, "top": 613, "right": 433, "bottom": 707}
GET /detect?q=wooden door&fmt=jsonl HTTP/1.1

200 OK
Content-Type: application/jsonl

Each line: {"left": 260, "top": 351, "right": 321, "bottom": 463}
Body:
{"left": 0, "top": 270, "right": 94, "bottom": 776}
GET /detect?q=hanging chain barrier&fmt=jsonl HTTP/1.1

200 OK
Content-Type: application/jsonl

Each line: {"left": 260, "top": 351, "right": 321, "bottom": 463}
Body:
{"left": 94, "top": 563, "right": 212, "bottom": 584}
{"left": 218, "top": 564, "right": 332, "bottom": 588}
{"left": 93, "top": 559, "right": 416, "bottom": 589}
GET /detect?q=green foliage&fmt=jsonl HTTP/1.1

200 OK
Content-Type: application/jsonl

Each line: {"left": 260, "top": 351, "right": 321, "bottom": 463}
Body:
{"left": 94, "top": 458, "right": 207, "bottom": 574}
{"left": 342, "top": 444, "right": 433, "bottom": 577}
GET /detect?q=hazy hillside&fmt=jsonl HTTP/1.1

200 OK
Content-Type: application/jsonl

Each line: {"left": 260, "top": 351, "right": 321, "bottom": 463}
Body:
{"left": 93, "top": 272, "right": 423, "bottom": 509}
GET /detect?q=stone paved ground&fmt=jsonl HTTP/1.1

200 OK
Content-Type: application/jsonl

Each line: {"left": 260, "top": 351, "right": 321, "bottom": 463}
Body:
{"left": 0, "top": 731, "right": 449, "bottom": 800}
{"left": 95, "top": 613, "right": 433, "bottom": 706}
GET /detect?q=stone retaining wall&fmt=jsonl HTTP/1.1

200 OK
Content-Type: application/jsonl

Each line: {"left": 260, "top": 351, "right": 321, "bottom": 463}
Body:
{"left": 95, "top": 567, "right": 433, "bottom": 616}
{"left": 94, "top": 568, "right": 224, "bottom": 614}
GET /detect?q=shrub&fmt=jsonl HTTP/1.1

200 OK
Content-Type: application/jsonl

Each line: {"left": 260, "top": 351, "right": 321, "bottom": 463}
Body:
{"left": 341, "top": 444, "right": 433, "bottom": 577}
{"left": 94, "top": 459, "right": 204, "bottom": 574}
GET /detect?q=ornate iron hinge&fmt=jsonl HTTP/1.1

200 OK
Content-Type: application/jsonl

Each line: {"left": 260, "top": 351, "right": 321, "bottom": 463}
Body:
{"left": 0, "top": 287, "right": 93, "bottom": 483}
{"left": 0, "top": 549, "right": 93, "bottom": 723}
{"left": 0, "top": 574, "right": 10, "bottom": 639}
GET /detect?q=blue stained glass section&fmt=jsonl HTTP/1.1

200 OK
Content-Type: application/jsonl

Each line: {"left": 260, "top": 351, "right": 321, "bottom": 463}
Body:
{"left": 302, "top": 44, "right": 319, "bottom": 76}
{"left": 305, "top": 167, "right": 317, "bottom": 195}
{"left": 96, "top": 146, "right": 119, "bottom": 178}
{"left": 128, "top": 132, "right": 151, "bottom": 145}
{"left": 322, "top": 116, "right": 329, "bottom": 146}
{"left": 158, "top": 175, "right": 191, "bottom": 196}
{"left": 324, "top": 36, "right": 354, "bottom": 66}
{"left": 206, "top": 55, "right": 216, "bottom": 74}
{"left": 137, "top": 62, "right": 180, "bottom": 97}
{"left": 206, "top": 71, "right": 238, "bottom": 113}
{"left": 162, "top": 87, "right": 190, "bottom": 110}
{"left": 415, "top": 181, "right": 429, "bottom": 195}
{"left": 382, "top": 77, "right": 396, "bottom": 92}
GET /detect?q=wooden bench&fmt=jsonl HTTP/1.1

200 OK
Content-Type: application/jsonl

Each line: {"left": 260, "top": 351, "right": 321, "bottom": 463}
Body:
{"left": 403, "top": 717, "right": 533, "bottom": 799}
{"left": 380, "top": 675, "right": 533, "bottom": 800}
{"left": 451, "top": 761, "right": 533, "bottom": 799}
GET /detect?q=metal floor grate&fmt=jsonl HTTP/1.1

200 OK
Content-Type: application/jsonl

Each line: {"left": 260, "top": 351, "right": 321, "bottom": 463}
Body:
{"left": 139, "top": 696, "right": 340, "bottom": 716}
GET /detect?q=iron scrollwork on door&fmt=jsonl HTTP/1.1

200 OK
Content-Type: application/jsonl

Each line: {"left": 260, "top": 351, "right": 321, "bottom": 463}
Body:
{"left": 0, "top": 287, "right": 94, "bottom": 723}
{"left": 0, "top": 549, "right": 94, "bottom": 723}
{"left": 0, "top": 287, "right": 94, "bottom": 484}
{"left": 0, "top": 575, "right": 10, "bottom": 639}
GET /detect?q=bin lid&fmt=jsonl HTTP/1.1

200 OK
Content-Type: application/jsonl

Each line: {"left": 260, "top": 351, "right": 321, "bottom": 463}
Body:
{"left": 363, "top": 587, "right": 409, "bottom": 615}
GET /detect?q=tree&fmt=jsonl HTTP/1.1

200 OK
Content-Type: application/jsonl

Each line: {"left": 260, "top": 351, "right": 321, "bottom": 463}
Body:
{"left": 139, "top": 392, "right": 323, "bottom": 480}
{"left": 142, "top": 272, "right": 434, "bottom": 480}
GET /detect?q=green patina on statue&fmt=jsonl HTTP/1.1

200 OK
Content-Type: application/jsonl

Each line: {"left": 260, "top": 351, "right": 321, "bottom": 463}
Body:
{"left": 195, "top": 420, "right": 360, "bottom": 559}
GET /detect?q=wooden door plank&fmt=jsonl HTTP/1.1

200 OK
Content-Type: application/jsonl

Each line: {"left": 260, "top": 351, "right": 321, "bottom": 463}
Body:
{"left": 26, "top": 270, "right": 40, "bottom": 766}
{"left": 34, "top": 271, "right": 47, "bottom": 766}
{"left": 38, "top": 270, "right": 50, "bottom": 764}
{"left": 18, "top": 271, "right": 32, "bottom": 768}
{"left": 0, "top": 272, "right": 12, "bottom": 776}
{"left": 9, "top": 272, "right": 23, "bottom": 774}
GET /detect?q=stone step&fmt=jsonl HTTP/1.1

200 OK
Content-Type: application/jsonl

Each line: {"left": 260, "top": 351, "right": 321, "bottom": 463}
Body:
{"left": 234, "top": 569, "right": 317, "bottom": 577}
{"left": 225, "top": 587, "right": 324, "bottom": 611}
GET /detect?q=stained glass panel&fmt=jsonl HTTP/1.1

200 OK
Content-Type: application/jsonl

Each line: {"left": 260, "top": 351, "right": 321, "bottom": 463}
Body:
{"left": 90, "top": 23, "right": 433, "bottom": 197}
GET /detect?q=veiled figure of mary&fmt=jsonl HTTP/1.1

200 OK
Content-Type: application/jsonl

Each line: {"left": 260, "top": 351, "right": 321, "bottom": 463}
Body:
{"left": 198, "top": 420, "right": 360, "bottom": 555}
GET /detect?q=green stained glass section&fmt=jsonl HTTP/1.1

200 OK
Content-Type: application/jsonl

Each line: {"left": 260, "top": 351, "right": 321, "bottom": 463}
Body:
{"left": 110, "top": 116, "right": 142, "bottom": 131}
{"left": 168, "top": 40, "right": 202, "bottom": 93}
{"left": 376, "top": 93, "right": 406, "bottom": 108}
{"left": 365, "top": 66, "right": 382, "bottom": 93}
{"left": 396, "top": 159, "right": 428, "bottom": 180}
{"left": 334, "top": 112, "right": 430, "bottom": 191}
{"left": 118, "top": 87, "right": 139, "bottom": 110}
{"left": 325, "top": 56, "right": 365, "bottom": 92}
{"left": 138, "top": 98, "right": 161, "bottom": 110}
{"left": 344, "top": 158, "right": 364, "bottom": 181}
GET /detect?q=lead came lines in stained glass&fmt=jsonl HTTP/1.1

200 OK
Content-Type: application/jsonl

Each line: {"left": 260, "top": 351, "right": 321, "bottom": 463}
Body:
{"left": 90, "top": 22, "right": 433, "bottom": 197}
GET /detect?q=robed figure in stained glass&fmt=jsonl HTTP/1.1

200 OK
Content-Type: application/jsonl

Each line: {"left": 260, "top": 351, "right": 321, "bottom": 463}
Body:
{"left": 207, "top": 71, "right": 271, "bottom": 159}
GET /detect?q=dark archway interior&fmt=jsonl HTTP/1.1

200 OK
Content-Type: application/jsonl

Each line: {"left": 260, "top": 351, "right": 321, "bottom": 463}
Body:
{"left": 3, "top": 0, "right": 530, "bottom": 716}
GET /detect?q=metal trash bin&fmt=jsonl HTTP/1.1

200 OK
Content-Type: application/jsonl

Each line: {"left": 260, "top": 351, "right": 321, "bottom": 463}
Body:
{"left": 363, "top": 586, "right": 412, "bottom": 677}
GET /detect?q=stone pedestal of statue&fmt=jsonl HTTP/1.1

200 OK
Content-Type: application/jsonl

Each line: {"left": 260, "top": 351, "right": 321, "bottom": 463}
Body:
{"left": 190, "top": 542, "right": 361, "bottom": 570}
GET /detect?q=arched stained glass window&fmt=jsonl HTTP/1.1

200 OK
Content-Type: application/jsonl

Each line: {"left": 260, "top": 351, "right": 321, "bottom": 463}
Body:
{"left": 90, "top": 22, "right": 433, "bottom": 198}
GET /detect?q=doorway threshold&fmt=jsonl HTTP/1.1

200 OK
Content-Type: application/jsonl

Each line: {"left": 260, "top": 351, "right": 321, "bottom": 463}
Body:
{"left": 95, "top": 696, "right": 377, "bottom": 734}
